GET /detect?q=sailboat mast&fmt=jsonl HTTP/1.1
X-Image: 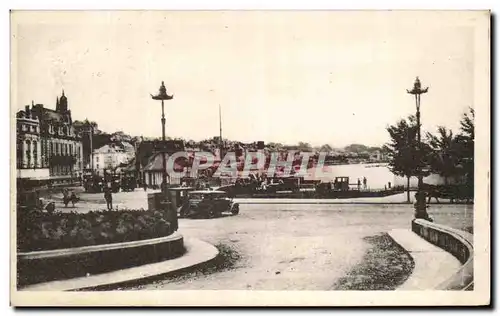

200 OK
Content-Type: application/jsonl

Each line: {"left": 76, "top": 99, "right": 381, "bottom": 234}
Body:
{"left": 219, "top": 104, "right": 223, "bottom": 159}
{"left": 219, "top": 104, "right": 222, "bottom": 141}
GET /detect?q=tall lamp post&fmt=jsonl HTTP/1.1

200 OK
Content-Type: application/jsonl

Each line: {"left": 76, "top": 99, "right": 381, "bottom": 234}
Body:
{"left": 151, "top": 81, "right": 174, "bottom": 194}
{"left": 406, "top": 77, "right": 431, "bottom": 220}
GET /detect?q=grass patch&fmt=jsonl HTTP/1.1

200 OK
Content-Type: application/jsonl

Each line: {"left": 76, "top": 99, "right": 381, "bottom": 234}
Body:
{"left": 332, "top": 233, "right": 414, "bottom": 290}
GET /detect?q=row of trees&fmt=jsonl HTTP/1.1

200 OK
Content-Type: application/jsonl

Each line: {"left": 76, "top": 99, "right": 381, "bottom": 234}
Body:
{"left": 384, "top": 107, "right": 474, "bottom": 202}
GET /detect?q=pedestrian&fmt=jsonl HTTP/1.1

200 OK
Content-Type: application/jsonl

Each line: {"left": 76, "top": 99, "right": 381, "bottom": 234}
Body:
{"left": 104, "top": 186, "right": 113, "bottom": 210}
{"left": 70, "top": 191, "right": 78, "bottom": 207}
{"left": 357, "top": 178, "right": 361, "bottom": 190}
{"left": 62, "top": 188, "right": 70, "bottom": 207}
{"left": 363, "top": 177, "right": 367, "bottom": 190}
{"left": 388, "top": 181, "right": 391, "bottom": 189}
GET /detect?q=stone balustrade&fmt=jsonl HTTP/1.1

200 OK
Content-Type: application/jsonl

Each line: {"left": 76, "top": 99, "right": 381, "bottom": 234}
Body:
{"left": 411, "top": 219, "right": 474, "bottom": 290}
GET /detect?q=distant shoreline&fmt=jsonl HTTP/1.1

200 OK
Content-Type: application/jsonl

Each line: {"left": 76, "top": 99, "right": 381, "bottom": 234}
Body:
{"left": 323, "top": 162, "right": 389, "bottom": 168}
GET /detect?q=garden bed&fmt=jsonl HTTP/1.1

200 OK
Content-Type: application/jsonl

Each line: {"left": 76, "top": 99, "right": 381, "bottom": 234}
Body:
{"left": 17, "top": 208, "right": 183, "bottom": 287}
{"left": 17, "top": 208, "right": 174, "bottom": 252}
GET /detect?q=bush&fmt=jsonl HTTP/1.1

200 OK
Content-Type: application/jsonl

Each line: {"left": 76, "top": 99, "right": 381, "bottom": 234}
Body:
{"left": 17, "top": 208, "right": 173, "bottom": 252}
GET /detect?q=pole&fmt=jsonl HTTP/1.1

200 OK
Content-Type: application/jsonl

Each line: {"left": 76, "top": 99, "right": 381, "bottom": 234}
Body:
{"left": 416, "top": 94, "right": 424, "bottom": 213}
{"left": 407, "top": 77, "right": 429, "bottom": 221}
{"left": 151, "top": 81, "right": 173, "bottom": 196}
{"left": 161, "top": 99, "right": 167, "bottom": 193}
{"left": 219, "top": 104, "right": 223, "bottom": 160}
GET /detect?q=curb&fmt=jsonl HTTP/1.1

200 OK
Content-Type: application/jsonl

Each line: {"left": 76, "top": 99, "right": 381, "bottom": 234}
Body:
{"left": 20, "top": 237, "right": 219, "bottom": 291}
{"left": 388, "top": 229, "right": 462, "bottom": 290}
{"left": 18, "top": 232, "right": 184, "bottom": 260}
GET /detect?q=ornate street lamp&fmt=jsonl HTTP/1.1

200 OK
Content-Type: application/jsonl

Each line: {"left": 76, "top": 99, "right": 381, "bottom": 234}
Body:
{"left": 406, "top": 77, "right": 431, "bottom": 220}
{"left": 151, "top": 81, "right": 174, "bottom": 194}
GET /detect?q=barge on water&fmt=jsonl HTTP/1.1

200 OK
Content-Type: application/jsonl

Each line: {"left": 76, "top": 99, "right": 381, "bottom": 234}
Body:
{"left": 216, "top": 176, "right": 404, "bottom": 199}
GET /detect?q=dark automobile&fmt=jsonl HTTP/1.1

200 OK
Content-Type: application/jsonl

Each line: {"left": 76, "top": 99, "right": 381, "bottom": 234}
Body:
{"left": 83, "top": 173, "right": 104, "bottom": 193}
{"left": 121, "top": 175, "right": 137, "bottom": 192}
{"left": 104, "top": 173, "right": 121, "bottom": 193}
{"left": 257, "top": 176, "right": 300, "bottom": 193}
{"left": 179, "top": 190, "right": 240, "bottom": 219}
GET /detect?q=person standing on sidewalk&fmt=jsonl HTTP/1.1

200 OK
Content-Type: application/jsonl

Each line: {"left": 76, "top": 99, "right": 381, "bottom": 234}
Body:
{"left": 104, "top": 185, "right": 113, "bottom": 210}
{"left": 363, "top": 177, "right": 367, "bottom": 190}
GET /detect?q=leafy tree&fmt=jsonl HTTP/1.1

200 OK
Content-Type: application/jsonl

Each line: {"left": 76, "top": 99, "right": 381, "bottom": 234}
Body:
{"left": 426, "top": 127, "right": 461, "bottom": 184}
{"left": 297, "top": 142, "right": 313, "bottom": 152}
{"left": 344, "top": 144, "right": 369, "bottom": 153}
{"left": 319, "top": 144, "right": 333, "bottom": 153}
{"left": 384, "top": 115, "right": 423, "bottom": 202}
{"left": 455, "top": 107, "right": 474, "bottom": 195}
{"left": 73, "top": 119, "right": 99, "bottom": 134}
{"left": 460, "top": 107, "right": 474, "bottom": 140}
{"left": 110, "top": 131, "right": 133, "bottom": 142}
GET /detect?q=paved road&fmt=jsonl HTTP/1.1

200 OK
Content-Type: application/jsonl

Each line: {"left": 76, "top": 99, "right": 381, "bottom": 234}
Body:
{"left": 52, "top": 189, "right": 473, "bottom": 290}
{"left": 140, "top": 204, "right": 472, "bottom": 290}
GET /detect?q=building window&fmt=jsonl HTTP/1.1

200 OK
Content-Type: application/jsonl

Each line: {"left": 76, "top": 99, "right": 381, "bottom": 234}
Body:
{"left": 56, "top": 143, "right": 59, "bottom": 154}
{"left": 50, "top": 142, "right": 54, "bottom": 155}
{"left": 25, "top": 140, "right": 31, "bottom": 168}
{"left": 17, "top": 140, "right": 22, "bottom": 168}
{"left": 33, "top": 141, "right": 38, "bottom": 168}
{"left": 42, "top": 140, "right": 47, "bottom": 167}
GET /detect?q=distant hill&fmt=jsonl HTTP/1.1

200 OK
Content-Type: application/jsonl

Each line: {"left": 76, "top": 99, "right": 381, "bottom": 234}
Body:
{"left": 343, "top": 144, "right": 383, "bottom": 153}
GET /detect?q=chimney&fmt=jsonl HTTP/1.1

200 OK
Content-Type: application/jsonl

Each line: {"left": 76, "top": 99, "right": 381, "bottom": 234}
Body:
{"left": 25, "top": 105, "right": 30, "bottom": 118}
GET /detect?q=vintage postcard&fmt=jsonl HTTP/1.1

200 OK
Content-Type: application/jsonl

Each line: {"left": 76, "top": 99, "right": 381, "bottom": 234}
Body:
{"left": 10, "top": 10, "right": 490, "bottom": 306}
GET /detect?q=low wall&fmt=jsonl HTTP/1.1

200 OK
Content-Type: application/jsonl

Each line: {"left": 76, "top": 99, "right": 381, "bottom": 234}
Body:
{"left": 411, "top": 219, "right": 474, "bottom": 290}
{"left": 17, "top": 232, "right": 184, "bottom": 288}
{"left": 225, "top": 189, "right": 404, "bottom": 199}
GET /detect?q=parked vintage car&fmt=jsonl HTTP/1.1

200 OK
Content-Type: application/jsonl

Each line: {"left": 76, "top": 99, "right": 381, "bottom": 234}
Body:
{"left": 179, "top": 190, "right": 240, "bottom": 219}
{"left": 120, "top": 175, "right": 137, "bottom": 192}
{"left": 259, "top": 176, "right": 300, "bottom": 193}
{"left": 83, "top": 173, "right": 104, "bottom": 193}
{"left": 104, "top": 172, "right": 121, "bottom": 193}
{"left": 167, "top": 186, "right": 195, "bottom": 215}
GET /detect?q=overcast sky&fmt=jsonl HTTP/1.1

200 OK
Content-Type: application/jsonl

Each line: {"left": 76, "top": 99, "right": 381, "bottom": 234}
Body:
{"left": 12, "top": 11, "right": 477, "bottom": 147}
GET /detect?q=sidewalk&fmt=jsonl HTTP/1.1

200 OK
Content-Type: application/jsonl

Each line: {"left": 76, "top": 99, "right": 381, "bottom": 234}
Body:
{"left": 388, "top": 229, "right": 462, "bottom": 290}
{"left": 21, "top": 237, "right": 219, "bottom": 291}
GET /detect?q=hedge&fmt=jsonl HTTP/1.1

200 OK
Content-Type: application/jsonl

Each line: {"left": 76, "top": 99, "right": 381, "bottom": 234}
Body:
{"left": 17, "top": 208, "right": 173, "bottom": 252}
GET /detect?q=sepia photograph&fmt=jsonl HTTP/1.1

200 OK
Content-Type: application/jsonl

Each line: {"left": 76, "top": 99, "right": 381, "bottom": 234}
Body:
{"left": 10, "top": 10, "right": 490, "bottom": 306}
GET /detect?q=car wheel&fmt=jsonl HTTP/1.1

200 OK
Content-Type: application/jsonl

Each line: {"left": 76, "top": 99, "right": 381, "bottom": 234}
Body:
{"left": 231, "top": 204, "right": 239, "bottom": 215}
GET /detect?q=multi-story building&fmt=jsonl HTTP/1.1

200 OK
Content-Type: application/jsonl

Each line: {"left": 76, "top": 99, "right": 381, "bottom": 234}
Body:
{"left": 16, "top": 91, "right": 84, "bottom": 186}
{"left": 134, "top": 140, "right": 185, "bottom": 188}
{"left": 92, "top": 142, "right": 135, "bottom": 175}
